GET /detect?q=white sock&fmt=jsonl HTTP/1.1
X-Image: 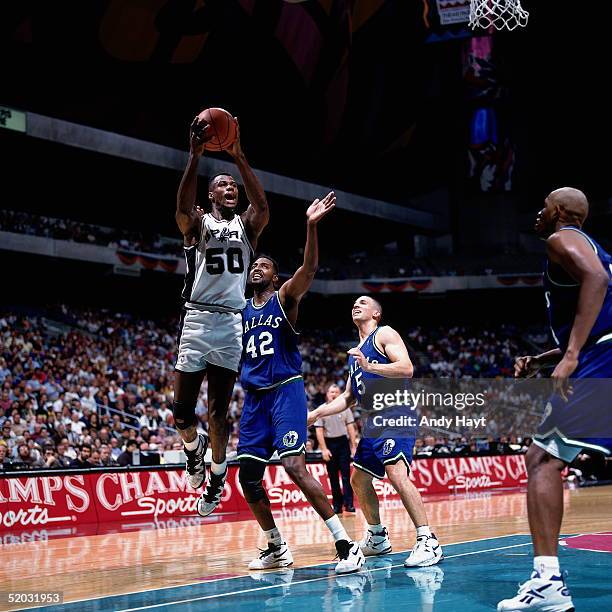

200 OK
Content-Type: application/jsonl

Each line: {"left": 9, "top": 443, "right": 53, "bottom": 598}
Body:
{"left": 211, "top": 460, "right": 227, "bottom": 476}
{"left": 325, "top": 515, "right": 350, "bottom": 542}
{"left": 368, "top": 523, "right": 385, "bottom": 536}
{"left": 184, "top": 437, "right": 200, "bottom": 452}
{"left": 534, "top": 556, "right": 560, "bottom": 578}
{"left": 264, "top": 527, "right": 283, "bottom": 546}
{"left": 416, "top": 525, "right": 432, "bottom": 539}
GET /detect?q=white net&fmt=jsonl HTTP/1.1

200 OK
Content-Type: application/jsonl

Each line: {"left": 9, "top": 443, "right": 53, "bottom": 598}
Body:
{"left": 469, "top": 0, "right": 529, "bottom": 31}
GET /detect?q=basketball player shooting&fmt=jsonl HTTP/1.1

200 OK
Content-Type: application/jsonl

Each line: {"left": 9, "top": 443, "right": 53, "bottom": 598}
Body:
{"left": 498, "top": 188, "right": 612, "bottom": 611}
{"left": 308, "top": 297, "right": 443, "bottom": 568}
{"left": 237, "top": 193, "right": 366, "bottom": 574}
{"left": 174, "top": 115, "right": 269, "bottom": 516}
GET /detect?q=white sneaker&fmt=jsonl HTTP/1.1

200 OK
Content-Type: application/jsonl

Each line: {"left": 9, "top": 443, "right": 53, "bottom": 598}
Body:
{"left": 184, "top": 434, "right": 207, "bottom": 489}
{"left": 359, "top": 526, "right": 392, "bottom": 556}
{"left": 248, "top": 542, "right": 294, "bottom": 570}
{"left": 497, "top": 572, "right": 574, "bottom": 611}
{"left": 404, "top": 533, "right": 443, "bottom": 567}
{"left": 334, "top": 539, "right": 366, "bottom": 574}
{"left": 197, "top": 467, "right": 227, "bottom": 516}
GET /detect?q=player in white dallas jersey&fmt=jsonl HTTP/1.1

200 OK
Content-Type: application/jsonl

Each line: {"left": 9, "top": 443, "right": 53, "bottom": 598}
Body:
{"left": 174, "top": 115, "right": 269, "bottom": 515}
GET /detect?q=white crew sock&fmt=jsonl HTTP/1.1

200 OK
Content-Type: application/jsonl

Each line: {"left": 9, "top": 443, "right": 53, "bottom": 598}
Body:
{"left": 264, "top": 527, "right": 283, "bottom": 546}
{"left": 211, "top": 460, "right": 227, "bottom": 476}
{"left": 184, "top": 437, "right": 200, "bottom": 452}
{"left": 368, "top": 523, "right": 385, "bottom": 535}
{"left": 416, "top": 525, "right": 432, "bottom": 539}
{"left": 325, "top": 515, "right": 350, "bottom": 542}
{"left": 534, "top": 556, "right": 560, "bottom": 579}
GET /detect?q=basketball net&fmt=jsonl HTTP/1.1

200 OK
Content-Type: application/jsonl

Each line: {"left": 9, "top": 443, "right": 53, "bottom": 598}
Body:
{"left": 469, "top": 0, "right": 529, "bottom": 31}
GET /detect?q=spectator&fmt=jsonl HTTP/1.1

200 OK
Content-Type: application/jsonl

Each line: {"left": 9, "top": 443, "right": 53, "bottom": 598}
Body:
{"left": 9, "top": 410, "right": 27, "bottom": 436}
{"left": 117, "top": 440, "right": 138, "bottom": 467}
{"left": 0, "top": 444, "right": 10, "bottom": 469}
{"left": 109, "top": 438, "right": 122, "bottom": 461}
{"left": 1, "top": 422, "right": 15, "bottom": 447}
{"left": 138, "top": 407, "right": 159, "bottom": 432}
{"left": 69, "top": 444, "right": 92, "bottom": 469}
{"left": 42, "top": 446, "right": 62, "bottom": 469}
{"left": 55, "top": 441, "right": 72, "bottom": 468}
{"left": 139, "top": 442, "right": 160, "bottom": 466}
{"left": 15, "top": 443, "right": 44, "bottom": 468}
{"left": 99, "top": 445, "right": 118, "bottom": 467}
{"left": 157, "top": 402, "right": 172, "bottom": 424}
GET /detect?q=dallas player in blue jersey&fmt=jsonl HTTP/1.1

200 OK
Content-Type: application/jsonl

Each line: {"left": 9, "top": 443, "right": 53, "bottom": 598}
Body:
{"left": 308, "top": 296, "right": 443, "bottom": 568}
{"left": 237, "top": 191, "right": 366, "bottom": 575}
{"left": 498, "top": 187, "right": 612, "bottom": 612}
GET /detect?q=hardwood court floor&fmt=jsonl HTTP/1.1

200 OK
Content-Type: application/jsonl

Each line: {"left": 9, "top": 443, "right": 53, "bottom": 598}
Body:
{"left": 1, "top": 485, "right": 611, "bottom": 611}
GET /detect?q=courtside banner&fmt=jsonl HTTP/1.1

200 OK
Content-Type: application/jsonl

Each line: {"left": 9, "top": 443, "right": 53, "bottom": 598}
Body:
{"left": 0, "top": 456, "right": 526, "bottom": 532}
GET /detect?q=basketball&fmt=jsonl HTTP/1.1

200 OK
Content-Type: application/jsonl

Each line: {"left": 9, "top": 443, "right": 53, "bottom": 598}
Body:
{"left": 197, "top": 107, "right": 237, "bottom": 151}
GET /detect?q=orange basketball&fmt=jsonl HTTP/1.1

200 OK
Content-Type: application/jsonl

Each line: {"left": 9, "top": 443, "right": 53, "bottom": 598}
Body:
{"left": 197, "top": 107, "right": 237, "bottom": 151}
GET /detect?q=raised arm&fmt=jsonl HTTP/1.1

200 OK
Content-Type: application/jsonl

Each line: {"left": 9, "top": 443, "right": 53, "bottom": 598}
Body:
{"left": 547, "top": 231, "right": 609, "bottom": 397}
{"left": 176, "top": 117, "right": 212, "bottom": 243}
{"left": 278, "top": 192, "right": 336, "bottom": 324}
{"left": 308, "top": 379, "right": 355, "bottom": 425}
{"left": 348, "top": 326, "right": 413, "bottom": 379}
{"left": 224, "top": 120, "right": 269, "bottom": 248}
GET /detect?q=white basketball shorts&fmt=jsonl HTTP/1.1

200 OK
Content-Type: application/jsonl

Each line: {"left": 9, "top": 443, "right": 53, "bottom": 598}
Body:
{"left": 176, "top": 309, "right": 242, "bottom": 373}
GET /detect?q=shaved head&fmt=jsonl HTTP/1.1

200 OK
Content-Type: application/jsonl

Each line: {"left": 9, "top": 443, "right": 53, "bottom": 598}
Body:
{"left": 547, "top": 187, "right": 589, "bottom": 226}
{"left": 536, "top": 187, "right": 590, "bottom": 237}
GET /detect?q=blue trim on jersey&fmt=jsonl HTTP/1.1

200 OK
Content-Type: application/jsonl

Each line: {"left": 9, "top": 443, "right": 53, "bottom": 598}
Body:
{"left": 544, "top": 228, "right": 612, "bottom": 351}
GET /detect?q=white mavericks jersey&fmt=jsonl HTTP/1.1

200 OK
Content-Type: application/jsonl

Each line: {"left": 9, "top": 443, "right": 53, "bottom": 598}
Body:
{"left": 182, "top": 213, "right": 253, "bottom": 312}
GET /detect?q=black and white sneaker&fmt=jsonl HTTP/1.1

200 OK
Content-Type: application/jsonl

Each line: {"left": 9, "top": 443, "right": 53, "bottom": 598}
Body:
{"left": 184, "top": 434, "right": 208, "bottom": 489}
{"left": 197, "top": 467, "right": 227, "bottom": 516}
{"left": 248, "top": 542, "right": 294, "bottom": 569}
{"left": 359, "top": 526, "right": 392, "bottom": 556}
{"left": 404, "top": 533, "right": 443, "bottom": 567}
{"left": 334, "top": 539, "right": 365, "bottom": 574}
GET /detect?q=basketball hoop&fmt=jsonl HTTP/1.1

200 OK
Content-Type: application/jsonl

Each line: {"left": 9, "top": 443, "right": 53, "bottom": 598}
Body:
{"left": 469, "top": 0, "right": 529, "bottom": 31}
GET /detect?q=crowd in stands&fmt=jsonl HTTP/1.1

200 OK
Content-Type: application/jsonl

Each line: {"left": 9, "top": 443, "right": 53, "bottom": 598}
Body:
{"left": 2, "top": 209, "right": 547, "bottom": 277}
{"left": 0, "top": 305, "right": 559, "bottom": 474}
{"left": 0, "top": 210, "right": 181, "bottom": 256}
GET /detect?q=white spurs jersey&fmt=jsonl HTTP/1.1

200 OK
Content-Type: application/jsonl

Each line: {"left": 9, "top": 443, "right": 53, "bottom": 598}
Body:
{"left": 182, "top": 213, "right": 253, "bottom": 312}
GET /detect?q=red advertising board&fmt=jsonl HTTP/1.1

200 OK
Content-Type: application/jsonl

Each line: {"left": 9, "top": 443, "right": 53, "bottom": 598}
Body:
{"left": 0, "top": 455, "right": 527, "bottom": 533}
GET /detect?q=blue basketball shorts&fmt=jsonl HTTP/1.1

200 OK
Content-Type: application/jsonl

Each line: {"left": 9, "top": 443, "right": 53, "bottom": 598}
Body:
{"left": 237, "top": 377, "right": 308, "bottom": 462}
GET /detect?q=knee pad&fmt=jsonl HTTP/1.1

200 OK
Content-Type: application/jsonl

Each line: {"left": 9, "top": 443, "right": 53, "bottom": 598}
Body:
{"left": 172, "top": 400, "right": 197, "bottom": 430}
{"left": 239, "top": 459, "right": 267, "bottom": 503}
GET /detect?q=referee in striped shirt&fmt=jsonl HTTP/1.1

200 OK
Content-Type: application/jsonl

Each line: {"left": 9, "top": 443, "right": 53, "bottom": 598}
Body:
{"left": 314, "top": 384, "right": 358, "bottom": 514}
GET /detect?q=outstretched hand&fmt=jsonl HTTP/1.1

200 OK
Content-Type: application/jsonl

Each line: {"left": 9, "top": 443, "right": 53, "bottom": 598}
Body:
{"left": 190, "top": 116, "right": 213, "bottom": 156}
{"left": 306, "top": 191, "right": 336, "bottom": 225}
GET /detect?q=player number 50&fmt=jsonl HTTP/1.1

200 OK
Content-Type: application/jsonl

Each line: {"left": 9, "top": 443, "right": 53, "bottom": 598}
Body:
{"left": 246, "top": 331, "right": 274, "bottom": 358}
{"left": 205, "top": 247, "right": 244, "bottom": 275}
